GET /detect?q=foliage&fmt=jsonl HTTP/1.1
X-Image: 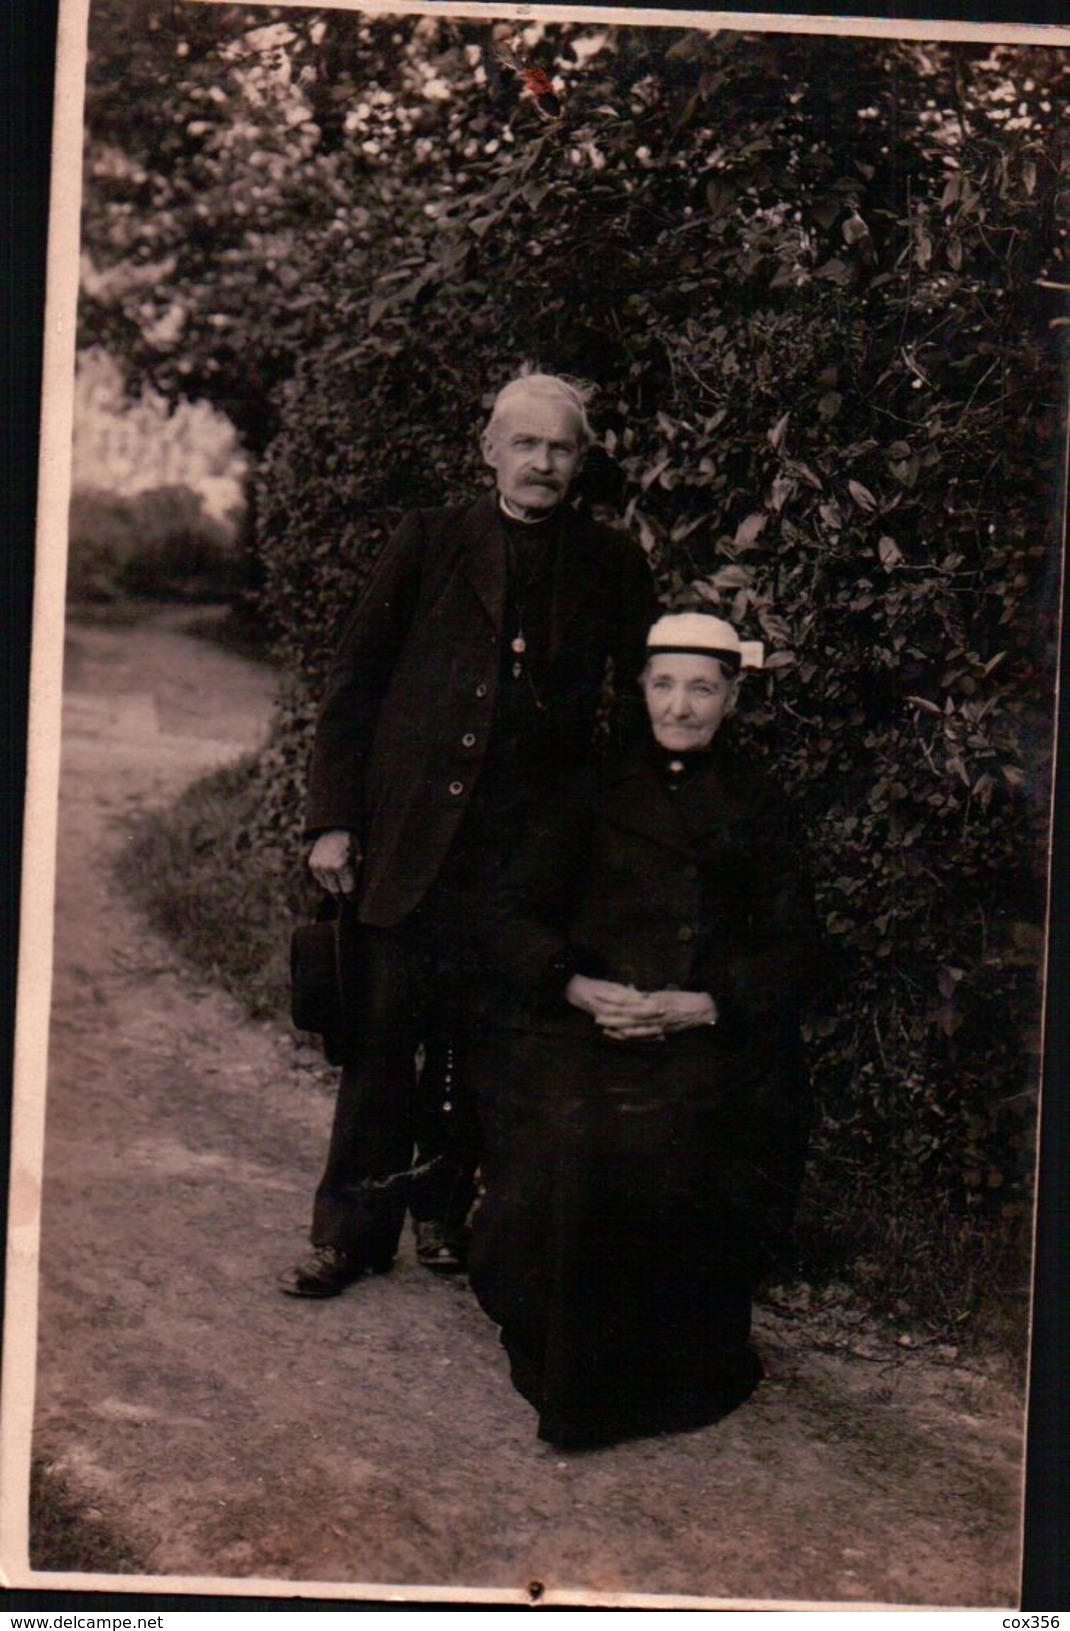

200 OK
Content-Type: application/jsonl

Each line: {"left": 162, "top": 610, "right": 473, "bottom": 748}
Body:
{"left": 80, "top": 2, "right": 455, "bottom": 453}
{"left": 67, "top": 483, "right": 242, "bottom": 601}
{"left": 86, "top": 7, "right": 1069, "bottom": 1318}
{"left": 115, "top": 755, "right": 312, "bottom": 1018}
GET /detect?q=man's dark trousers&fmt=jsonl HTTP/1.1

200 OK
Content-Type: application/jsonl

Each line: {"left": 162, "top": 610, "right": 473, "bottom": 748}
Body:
{"left": 311, "top": 872, "right": 484, "bottom": 1258}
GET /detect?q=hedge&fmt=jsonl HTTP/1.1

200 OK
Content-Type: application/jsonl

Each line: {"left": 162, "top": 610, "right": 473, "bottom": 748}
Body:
{"left": 150, "top": 22, "right": 1069, "bottom": 1318}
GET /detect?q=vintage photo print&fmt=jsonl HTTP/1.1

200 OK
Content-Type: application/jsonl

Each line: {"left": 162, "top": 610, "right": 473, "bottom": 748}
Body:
{"left": 3, "top": 0, "right": 1068, "bottom": 1608}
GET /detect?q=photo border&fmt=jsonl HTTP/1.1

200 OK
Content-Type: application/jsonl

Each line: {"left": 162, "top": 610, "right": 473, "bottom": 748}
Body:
{"left": 4, "top": 0, "right": 1069, "bottom": 1609}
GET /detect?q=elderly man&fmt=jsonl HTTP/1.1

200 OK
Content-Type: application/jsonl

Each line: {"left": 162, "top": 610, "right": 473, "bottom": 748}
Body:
{"left": 280, "top": 371, "right": 659, "bottom": 1298}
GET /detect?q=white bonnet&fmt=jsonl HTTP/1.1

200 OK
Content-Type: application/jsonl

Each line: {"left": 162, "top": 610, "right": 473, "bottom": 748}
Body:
{"left": 645, "top": 612, "right": 764, "bottom": 673}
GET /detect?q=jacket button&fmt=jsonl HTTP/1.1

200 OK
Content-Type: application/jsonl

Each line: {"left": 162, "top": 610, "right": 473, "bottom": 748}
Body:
{"left": 449, "top": 780, "right": 464, "bottom": 797}
{"left": 461, "top": 733, "right": 476, "bottom": 748}
{"left": 678, "top": 925, "right": 695, "bottom": 943}
{"left": 475, "top": 684, "right": 488, "bottom": 698}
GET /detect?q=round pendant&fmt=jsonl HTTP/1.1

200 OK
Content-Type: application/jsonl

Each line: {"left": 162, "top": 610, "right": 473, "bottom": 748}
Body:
{"left": 511, "top": 634, "right": 526, "bottom": 655}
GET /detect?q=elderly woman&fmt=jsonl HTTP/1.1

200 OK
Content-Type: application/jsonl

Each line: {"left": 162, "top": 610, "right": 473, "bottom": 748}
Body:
{"left": 469, "top": 611, "right": 823, "bottom": 1450}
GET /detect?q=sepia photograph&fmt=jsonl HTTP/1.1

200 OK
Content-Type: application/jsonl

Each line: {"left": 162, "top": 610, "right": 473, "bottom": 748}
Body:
{"left": 2, "top": 0, "right": 1068, "bottom": 1608}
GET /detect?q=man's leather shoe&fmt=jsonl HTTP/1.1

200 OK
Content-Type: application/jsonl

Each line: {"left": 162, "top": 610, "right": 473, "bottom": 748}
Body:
{"left": 414, "top": 1219, "right": 467, "bottom": 1274}
{"left": 277, "top": 1243, "right": 393, "bottom": 1298}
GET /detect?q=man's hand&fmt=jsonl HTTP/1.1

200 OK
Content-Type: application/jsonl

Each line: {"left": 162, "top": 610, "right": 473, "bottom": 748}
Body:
{"left": 566, "top": 976, "right": 716, "bottom": 1040}
{"left": 308, "top": 829, "right": 361, "bottom": 897}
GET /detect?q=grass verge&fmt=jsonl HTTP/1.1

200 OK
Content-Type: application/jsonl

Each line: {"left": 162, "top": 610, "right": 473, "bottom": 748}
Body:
{"left": 791, "top": 1171, "right": 1032, "bottom": 1365}
{"left": 30, "top": 1461, "right": 144, "bottom": 1573}
{"left": 176, "top": 603, "right": 278, "bottom": 664}
{"left": 115, "top": 756, "right": 306, "bottom": 1022}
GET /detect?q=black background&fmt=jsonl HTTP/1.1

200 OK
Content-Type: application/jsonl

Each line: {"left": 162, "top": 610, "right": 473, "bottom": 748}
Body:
{"left": 2, "top": 0, "right": 1066, "bottom": 1611}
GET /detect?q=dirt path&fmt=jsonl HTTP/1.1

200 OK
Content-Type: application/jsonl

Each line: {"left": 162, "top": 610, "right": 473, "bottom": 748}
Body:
{"left": 27, "top": 609, "right": 1026, "bottom": 1607}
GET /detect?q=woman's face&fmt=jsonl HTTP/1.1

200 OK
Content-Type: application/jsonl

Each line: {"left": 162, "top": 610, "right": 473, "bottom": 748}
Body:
{"left": 642, "top": 654, "right": 738, "bottom": 752}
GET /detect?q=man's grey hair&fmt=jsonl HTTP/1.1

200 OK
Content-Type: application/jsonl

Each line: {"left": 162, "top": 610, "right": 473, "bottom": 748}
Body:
{"left": 486, "top": 368, "right": 596, "bottom": 446}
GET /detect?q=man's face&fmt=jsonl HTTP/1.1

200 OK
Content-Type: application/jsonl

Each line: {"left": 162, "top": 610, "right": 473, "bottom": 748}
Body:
{"left": 481, "top": 394, "right": 585, "bottom": 518}
{"left": 642, "top": 654, "right": 739, "bottom": 752}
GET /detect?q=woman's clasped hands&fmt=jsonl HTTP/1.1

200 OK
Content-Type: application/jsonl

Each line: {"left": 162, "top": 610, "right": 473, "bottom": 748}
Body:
{"left": 565, "top": 974, "right": 717, "bottom": 1041}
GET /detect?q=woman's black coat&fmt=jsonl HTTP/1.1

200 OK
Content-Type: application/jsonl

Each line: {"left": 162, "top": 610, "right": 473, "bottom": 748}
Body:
{"left": 469, "top": 732, "right": 825, "bottom": 1447}
{"left": 482, "top": 730, "right": 822, "bottom": 1073}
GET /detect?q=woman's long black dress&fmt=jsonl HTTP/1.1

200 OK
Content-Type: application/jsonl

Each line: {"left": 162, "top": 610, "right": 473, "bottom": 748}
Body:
{"left": 469, "top": 734, "right": 822, "bottom": 1449}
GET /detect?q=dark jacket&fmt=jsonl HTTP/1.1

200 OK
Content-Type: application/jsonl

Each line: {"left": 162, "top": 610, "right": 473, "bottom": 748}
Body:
{"left": 471, "top": 734, "right": 825, "bottom": 1364}
{"left": 304, "top": 491, "right": 658, "bottom": 927}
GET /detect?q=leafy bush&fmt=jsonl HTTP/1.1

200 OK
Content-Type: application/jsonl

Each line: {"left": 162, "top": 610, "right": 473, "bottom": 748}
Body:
{"left": 88, "top": 13, "right": 1067, "bottom": 1325}
{"left": 67, "top": 482, "right": 243, "bottom": 602}
{"left": 248, "top": 26, "right": 1065, "bottom": 1320}
{"left": 66, "top": 488, "right": 141, "bottom": 601}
